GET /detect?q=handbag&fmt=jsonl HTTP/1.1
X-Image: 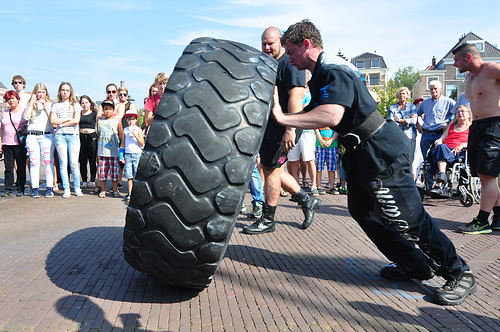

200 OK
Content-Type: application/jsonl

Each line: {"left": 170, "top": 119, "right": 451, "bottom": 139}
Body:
{"left": 9, "top": 110, "right": 28, "bottom": 146}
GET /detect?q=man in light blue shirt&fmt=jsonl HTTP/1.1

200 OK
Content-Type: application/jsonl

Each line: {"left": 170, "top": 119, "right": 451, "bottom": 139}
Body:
{"left": 417, "top": 80, "right": 456, "bottom": 159}
{"left": 451, "top": 92, "right": 470, "bottom": 114}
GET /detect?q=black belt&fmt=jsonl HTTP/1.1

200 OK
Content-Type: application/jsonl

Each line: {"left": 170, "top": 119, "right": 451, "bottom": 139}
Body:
{"left": 28, "top": 131, "right": 52, "bottom": 135}
{"left": 338, "top": 111, "right": 386, "bottom": 151}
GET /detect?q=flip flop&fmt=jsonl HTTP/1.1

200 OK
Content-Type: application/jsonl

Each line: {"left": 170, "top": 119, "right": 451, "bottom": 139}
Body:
{"left": 98, "top": 191, "right": 106, "bottom": 198}
{"left": 113, "top": 191, "right": 121, "bottom": 198}
{"left": 91, "top": 187, "right": 102, "bottom": 195}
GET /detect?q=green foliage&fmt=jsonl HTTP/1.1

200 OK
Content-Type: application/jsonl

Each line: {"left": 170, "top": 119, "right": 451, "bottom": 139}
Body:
{"left": 372, "top": 79, "right": 398, "bottom": 118}
{"left": 394, "top": 66, "right": 419, "bottom": 90}
{"left": 138, "top": 108, "right": 145, "bottom": 127}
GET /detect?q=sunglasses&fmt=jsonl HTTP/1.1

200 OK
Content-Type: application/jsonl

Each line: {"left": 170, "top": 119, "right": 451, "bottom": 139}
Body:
{"left": 107, "top": 90, "right": 117, "bottom": 94}
{"left": 119, "top": 93, "right": 127, "bottom": 97}
{"left": 12, "top": 81, "right": 23, "bottom": 85}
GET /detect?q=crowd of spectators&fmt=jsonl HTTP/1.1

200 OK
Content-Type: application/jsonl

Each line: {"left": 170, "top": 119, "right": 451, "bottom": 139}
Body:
{"left": 1, "top": 72, "right": 465, "bottom": 201}
{"left": 0, "top": 74, "right": 164, "bottom": 199}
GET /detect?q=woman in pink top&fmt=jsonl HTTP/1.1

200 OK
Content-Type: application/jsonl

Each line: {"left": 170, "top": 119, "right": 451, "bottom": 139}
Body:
{"left": 429, "top": 105, "right": 472, "bottom": 188}
{"left": 0, "top": 90, "right": 28, "bottom": 197}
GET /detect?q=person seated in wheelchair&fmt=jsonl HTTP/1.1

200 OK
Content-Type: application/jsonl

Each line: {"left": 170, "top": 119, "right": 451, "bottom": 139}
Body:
{"left": 428, "top": 105, "right": 472, "bottom": 196}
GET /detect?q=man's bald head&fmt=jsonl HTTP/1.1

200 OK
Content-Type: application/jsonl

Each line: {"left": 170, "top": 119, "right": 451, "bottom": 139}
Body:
{"left": 261, "top": 26, "right": 284, "bottom": 60}
{"left": 262, "top": 27, "right": 281, "bottom": 40}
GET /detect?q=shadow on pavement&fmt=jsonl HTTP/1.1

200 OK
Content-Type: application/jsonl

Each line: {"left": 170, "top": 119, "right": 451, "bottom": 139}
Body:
{"left": 55, "top": 295, "right": 154, "bottom": 331}
{"left": 350, "top": 300, "right": 500, "bottom": 331}
{"left": 45, "top": 226, "right": 199, "bottom": 303}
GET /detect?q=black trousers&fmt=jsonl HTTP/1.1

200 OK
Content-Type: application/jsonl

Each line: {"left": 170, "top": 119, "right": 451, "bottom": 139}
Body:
{"left": 347, "top": 152, "right": 468, "bottom": 280}
{"left": 2, "top": 144, "right": 27, "bottom": 192}
{"left": 79, "top": 132, "right": 98, "bottom": 182}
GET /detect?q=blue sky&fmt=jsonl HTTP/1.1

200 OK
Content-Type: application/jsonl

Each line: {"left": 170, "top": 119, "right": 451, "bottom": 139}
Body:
{"left": 1, "top": 0, "right": 499, "bottom": 108}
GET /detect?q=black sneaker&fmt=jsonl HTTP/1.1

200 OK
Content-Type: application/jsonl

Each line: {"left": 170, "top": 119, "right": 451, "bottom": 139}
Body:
{"left": 300, "top": 196, "right": 322, "bottom": 229}
{"left": 433, "top": 270, "right": 477, "bottom": 306}
{"left": 243, "top": 217, "right": 275, "bottom": 235}
{"left": 491, "top": 217, "right": 500, "bottom": 231}
{"left": 380, "top": 264, "right": 434, "bottom": 281}
{"left": 249, "top": 203, "right": 263, "bottom": 219}
{"left": 457, "top": 218, "right": 492, "bottom": 234}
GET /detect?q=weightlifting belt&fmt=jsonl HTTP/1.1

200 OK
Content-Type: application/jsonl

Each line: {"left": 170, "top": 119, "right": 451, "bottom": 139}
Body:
{"left": 339, "top": 111, "right": 386, "bottom": 151}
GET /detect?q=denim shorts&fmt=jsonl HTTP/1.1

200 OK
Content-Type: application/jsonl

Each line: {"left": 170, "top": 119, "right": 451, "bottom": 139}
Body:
{"left": 123, "top": 152, "right": 141, "bottom": 179}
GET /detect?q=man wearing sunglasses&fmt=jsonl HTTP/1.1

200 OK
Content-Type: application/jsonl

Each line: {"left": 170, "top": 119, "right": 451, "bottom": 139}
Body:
{"left": 11, "top": 75, "right": 31, "bottom": 110}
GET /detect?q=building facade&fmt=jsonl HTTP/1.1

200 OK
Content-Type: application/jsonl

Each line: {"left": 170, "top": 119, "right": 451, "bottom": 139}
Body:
{"left": 350, "top": 52, "right": 389, "bottom": 91}
{"left": 413, "top": 32, "right": 500, "bottom": 99}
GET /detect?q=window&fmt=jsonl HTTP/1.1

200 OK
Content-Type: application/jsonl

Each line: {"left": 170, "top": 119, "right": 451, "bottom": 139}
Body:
{"left": 466, "top": 40, "right": 484, "bottom": 52}
{"left": 456, "top": 69, "right": 466, "bottom": 79}
{"left": 369, "top": 74, "right": 379, "bottom": 86}
{"left": 446, "top": 84, "right": 458, "bottom": 100}
{"left": 356, "top": 61, "right": 364, "bottom": 69}
{"left": 427, "top": 77, "right": 439, "bottom": 90}
{"left": 371, "top": 60, "right": 379, "bottom": 67}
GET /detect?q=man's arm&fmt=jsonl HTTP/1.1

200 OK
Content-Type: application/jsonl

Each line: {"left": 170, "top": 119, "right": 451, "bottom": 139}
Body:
{"left": 272, "top": 88, "right": 344, "bottom": 129}
{"left": 280, "top": 86, "right": 305, "bottom": 151}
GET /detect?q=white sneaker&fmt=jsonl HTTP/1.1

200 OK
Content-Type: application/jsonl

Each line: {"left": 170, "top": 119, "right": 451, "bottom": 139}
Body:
{"left": 75, "top": 189, "right": 83, "bottom": 197}
{"left": 62, "top": 189, "right": 71, "bottom": 198}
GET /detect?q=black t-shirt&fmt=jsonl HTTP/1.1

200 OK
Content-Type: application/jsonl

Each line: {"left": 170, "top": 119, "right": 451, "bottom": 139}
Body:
{"left": 79, "top": 111, "right": 97, "bottom": 130}
{"left": 264, "top": 53, "right": 306, "bottom": 142}
{"left": 307, "top": 52, "right": 408, "bottom": 180}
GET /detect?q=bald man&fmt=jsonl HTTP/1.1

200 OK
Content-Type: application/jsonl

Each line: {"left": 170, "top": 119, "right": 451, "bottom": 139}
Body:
{"left": 243, "top": 27, "right": 322, "bottom": 235}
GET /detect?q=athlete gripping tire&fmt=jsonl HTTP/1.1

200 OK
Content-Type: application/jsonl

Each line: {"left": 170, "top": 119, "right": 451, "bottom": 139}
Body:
{"left": 123, "top": 38, "right": 277, "bottom": 289}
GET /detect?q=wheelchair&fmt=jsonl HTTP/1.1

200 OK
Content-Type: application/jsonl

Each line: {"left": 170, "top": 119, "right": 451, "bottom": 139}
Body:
{"left": 416, "top": 146, "right": 481, "bottom": 207}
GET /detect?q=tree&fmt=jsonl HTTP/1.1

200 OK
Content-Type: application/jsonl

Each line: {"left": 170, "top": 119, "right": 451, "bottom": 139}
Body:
{"left": 394, "top": 66, "right": 419, "bottom": 91}
{"left": 372, "top": 79, "right": 398, "bottom": 118}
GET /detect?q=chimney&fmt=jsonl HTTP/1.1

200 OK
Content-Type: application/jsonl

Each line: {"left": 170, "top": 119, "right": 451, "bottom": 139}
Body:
{"left": 432, "top": 56, "right": 436, "bottom": 67}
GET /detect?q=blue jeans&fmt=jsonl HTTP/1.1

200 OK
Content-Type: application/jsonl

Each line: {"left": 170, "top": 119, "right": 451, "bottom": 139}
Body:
{"left": 123, "top": 152, "right": 141, "bottom": 179}
{"left": 55, "top": 134, "right": 81, "bottom": 190}
{"left": 249, "top": 164, "right": 264, "bottom": 205}
{"left": 420, "top": 131, "right": 442, "bottom": 160}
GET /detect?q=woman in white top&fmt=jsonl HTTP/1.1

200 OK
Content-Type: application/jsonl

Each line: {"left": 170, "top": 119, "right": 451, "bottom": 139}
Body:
{"left": 23, "top": 83, "right": 55, "bottom": 198}
{"left": 49, "top": 82, "right": 82, "bottom": 198}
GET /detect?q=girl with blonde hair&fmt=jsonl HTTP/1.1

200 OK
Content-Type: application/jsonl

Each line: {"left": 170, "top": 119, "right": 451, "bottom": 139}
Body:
{"left": 49, "top": 82, "right": 83, "bottom": 198}
{"left": 23, "top": 83, "right": 56, "bottom": 198}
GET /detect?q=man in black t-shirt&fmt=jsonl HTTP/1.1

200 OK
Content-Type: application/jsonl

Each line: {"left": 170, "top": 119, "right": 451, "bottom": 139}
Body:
{"left": 271, "top": 19, "right": 476, "bottom": 306}
{"left": 243, "top": 27, "right": 322, "bottom": 235}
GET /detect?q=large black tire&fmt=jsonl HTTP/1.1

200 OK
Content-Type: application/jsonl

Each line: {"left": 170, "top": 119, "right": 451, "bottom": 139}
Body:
{"left": 123, "top": 38, "right": 277, "bottom": 289}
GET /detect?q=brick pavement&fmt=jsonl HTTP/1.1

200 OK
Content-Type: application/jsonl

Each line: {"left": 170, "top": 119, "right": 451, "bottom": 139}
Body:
{"left": 1, "top": 170, "right": 500, "bottom": 331}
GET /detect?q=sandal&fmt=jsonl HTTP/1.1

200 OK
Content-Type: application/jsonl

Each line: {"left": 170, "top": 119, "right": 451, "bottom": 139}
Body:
{"left": 91, "top": 187, "right": 102, "bottom": 195}
{"left": 280, "top": 189, "right": 288, "bottom": 197}
{"left": 98, "top": 191, "right": 106, "bottom": 198}
{"left": 113, "top": 191, "right": 121, "bottom": 198}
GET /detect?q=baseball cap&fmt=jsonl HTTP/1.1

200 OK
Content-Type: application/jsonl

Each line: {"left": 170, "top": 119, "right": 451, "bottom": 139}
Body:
{"left": 124, "top": 108, "right": 138, "bottom": 118}
{"left": 101, "top": 99, "right": 114, "bottom": 109}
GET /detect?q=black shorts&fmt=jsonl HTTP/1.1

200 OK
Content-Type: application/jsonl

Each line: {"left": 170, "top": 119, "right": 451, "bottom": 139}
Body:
{"left": 468, "top": 116, "right": 500, "bottom": 177}
{"left": 259, "top": 137, "right": 288, "bottom": 169}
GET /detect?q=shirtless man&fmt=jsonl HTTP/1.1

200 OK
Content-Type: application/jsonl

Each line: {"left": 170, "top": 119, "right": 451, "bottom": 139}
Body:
{"left": 453, "top": 43, "right": 500, "bottom": 234}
